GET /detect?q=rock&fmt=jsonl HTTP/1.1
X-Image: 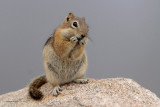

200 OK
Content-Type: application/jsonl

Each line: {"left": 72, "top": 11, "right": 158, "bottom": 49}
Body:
{"left": 0, "top": 78, "right": 160, "bottom": 107}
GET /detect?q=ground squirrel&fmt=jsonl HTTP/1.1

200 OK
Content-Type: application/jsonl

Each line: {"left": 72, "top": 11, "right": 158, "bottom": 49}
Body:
{"left": 28, "top": 12, "right": 89, "bottom": 100}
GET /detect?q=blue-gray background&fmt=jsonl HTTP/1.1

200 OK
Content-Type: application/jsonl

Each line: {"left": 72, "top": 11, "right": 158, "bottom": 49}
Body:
{"left": 0, "top": 0, "right": 160, "bottom": 97}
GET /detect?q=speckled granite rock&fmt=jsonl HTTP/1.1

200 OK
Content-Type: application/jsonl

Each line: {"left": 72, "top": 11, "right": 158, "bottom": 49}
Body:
{"left": 0, "top": 78, "right": 160, "bottom": 107}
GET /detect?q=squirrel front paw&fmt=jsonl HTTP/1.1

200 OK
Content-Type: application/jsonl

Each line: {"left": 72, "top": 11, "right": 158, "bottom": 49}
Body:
{"left": 70, "top": 36, "right": 78, "bottom": 43}
{"left": 79, "top": 38, "right": 87, "bottom": 46}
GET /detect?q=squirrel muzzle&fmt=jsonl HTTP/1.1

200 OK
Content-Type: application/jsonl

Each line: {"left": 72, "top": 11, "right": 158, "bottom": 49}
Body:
{"left": 77, "top": 34, "right": 86, "bottom": 41}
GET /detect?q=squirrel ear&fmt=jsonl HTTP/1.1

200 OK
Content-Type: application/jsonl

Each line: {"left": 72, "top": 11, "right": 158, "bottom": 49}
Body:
{"left": 81, "top": 17, "right": 85, "bottom": 21}
{"left": 68, "top": 12, "right": 74, "bottom": 17}
{"left": 66, "top": 12, "right": 74, "bottom": 22}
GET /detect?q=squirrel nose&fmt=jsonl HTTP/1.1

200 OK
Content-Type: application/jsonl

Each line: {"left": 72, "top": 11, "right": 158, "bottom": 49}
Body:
{"left": 81, "top": 35, "right": 85, "bottom": 38}
{"left": 77, "top": 35, "right": 85, "bottom": 41}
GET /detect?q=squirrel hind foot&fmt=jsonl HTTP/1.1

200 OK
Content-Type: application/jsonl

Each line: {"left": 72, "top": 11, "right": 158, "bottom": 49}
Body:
{"left": 29, "top": 86, "right": 43, "bottom": 100}
{"left": 52, "top": 85, "right": 62, "bottom": 96}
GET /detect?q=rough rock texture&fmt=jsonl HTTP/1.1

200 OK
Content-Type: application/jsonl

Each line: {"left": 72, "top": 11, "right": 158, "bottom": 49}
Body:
{"left": 0, "top": 78, "right": 160, "bottom": 107}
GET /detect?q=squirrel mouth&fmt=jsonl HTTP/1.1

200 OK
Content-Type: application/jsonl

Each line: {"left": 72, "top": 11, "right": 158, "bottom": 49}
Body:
{"left": 77, "top": 35, "right": 85, "bottom": 41}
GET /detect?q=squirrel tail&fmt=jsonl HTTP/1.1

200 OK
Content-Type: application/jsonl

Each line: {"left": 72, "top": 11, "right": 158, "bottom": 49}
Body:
{"left": 28, "top": 75, "right": 47, "bottom": 100}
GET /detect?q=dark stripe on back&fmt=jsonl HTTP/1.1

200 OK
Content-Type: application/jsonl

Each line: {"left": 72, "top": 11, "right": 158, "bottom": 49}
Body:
{"left": 44, "top": 36, "right": 52, "bottom": 47}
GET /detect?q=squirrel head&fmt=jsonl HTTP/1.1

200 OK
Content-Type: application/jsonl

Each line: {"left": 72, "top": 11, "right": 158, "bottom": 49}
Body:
{"left": 61, "top": 12, "right": 89, "bottom": 39}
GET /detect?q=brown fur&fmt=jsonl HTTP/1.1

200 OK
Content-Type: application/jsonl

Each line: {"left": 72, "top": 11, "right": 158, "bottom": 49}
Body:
{"left": 28, "top": 75, "right": 47, "bottom": 100}
{"left": 28, "top": 12, "right": 89, "bottom": 100}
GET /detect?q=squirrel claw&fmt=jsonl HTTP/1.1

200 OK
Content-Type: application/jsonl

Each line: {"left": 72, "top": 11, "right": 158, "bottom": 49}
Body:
{"left": 52, "top": 85, "right": 62, "bottom": 96}
{"left": 79, "top": 39, "right": 87, "bottom": 46}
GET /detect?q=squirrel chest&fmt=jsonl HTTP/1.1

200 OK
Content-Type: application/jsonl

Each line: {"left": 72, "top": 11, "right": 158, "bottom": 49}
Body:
{"left": 43, "top": 43, "right": 87, "bottom": 84}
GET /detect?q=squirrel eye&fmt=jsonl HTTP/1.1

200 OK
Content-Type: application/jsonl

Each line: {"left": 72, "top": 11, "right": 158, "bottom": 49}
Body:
{"left": 73, "top": 22, "right": 78, "bottom": 27}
